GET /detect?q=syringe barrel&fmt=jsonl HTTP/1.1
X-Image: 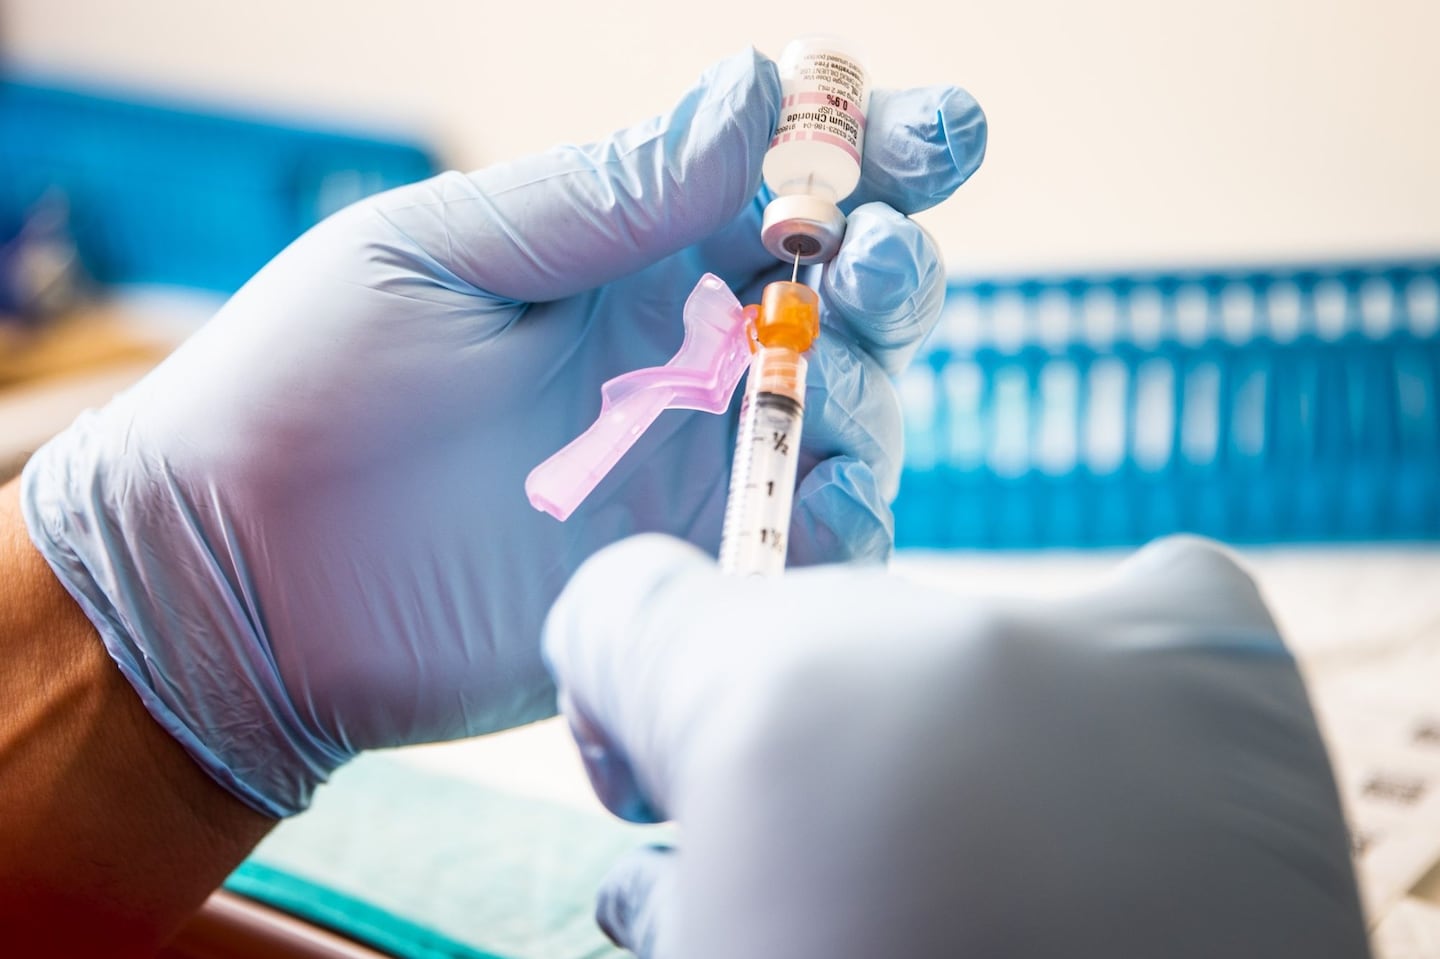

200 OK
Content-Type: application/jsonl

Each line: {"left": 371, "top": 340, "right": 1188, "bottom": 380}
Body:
{"left": 719, "top": 346, "right": 808, "bottom": 577}
{"left": 718, "top": 280, "right": 819, "bottom": 576}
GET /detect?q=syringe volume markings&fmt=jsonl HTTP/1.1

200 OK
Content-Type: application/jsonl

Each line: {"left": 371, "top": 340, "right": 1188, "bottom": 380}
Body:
{"left": 718, "top": 281, "right": 819, "bottom": 577}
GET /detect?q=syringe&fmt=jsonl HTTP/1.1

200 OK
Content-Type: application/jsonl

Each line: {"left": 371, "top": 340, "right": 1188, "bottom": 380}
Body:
{"left": 718, "top": 271, "right": 820, "bottom": 576}
{"left": 527, "top": 36, "right": 868, "bottom": 569}
{"left": 718, "top": 36, "right": 870, "bottom": 575}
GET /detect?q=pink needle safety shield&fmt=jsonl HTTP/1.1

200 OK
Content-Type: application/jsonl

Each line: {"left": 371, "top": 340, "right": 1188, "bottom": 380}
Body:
{"left": 525, "top": 274, "right": 756, "bottom": 521}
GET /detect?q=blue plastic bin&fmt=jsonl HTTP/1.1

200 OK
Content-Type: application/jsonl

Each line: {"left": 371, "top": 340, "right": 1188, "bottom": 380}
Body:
{"left": 0, "top": 78, "right": 438, "bottom": 293}
{"left": 894, "top": 260, "right": 1440, "bottom": 548}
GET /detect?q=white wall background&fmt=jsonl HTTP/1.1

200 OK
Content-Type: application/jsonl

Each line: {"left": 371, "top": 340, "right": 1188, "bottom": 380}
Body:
{"left": 6, "top": 0, "right": 1438, "bottom": 276}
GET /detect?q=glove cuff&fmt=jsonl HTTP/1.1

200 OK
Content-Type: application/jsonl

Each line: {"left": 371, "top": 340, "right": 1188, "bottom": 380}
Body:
{"left": 20, "top": 422, "right": 345, "bottom": 818}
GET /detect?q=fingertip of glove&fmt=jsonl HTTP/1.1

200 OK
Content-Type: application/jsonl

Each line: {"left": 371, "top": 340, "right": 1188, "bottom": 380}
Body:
{"left": 862, "top": 85, "right": 988, "bottom": 213}
{"left": 670, "top": 49, "right": 781, "bottom": 233}
{"left": 825, "top": 203, "right": 945, "bottom": 354}
{"left": 1124, "top": 535, "right": 1257, "bottom": 595}
{"left": 1114, "top": 535, "right": 1279, "bottom": 636}
{"left": 696, "top": 47, "right": 782, "bottom": 145}
{"left": 936, "top": 85, "right": 988, "bottom": 186}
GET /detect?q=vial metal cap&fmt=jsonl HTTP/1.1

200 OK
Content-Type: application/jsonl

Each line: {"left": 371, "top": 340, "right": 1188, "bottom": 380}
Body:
{"left": 760, "top": 194, "right": 847, "bottom": 265}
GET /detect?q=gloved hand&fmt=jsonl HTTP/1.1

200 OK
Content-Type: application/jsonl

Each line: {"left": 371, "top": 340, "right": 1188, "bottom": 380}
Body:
{"left": 544, "top": 535, "right": 1370, "bottom": 959}
{"left": 20, "top": 49, "right": 986, "bottom": 817}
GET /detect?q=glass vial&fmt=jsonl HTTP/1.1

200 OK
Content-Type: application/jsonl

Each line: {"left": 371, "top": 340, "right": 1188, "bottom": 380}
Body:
{"left": 760, "top": 37, "right": 871, "bottom": 265}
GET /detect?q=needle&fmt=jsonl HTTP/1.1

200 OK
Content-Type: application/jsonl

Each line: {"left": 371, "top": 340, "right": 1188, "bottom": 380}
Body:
{"left": 791, "top": 247, "right": 801, "bottom": 284}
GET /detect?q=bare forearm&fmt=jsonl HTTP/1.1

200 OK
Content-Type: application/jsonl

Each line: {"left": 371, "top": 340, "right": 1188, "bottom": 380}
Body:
{"left": 0, "top": 479, "right": 274, "bottom": 955}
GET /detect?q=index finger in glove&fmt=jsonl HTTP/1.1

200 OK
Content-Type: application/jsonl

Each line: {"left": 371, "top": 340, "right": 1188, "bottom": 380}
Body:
{"left": 369, "top": 48, "right": 780, "bottom": 303}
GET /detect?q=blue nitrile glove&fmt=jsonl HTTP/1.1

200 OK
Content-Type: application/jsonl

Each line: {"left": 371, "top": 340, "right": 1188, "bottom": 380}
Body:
{"left": 18, "top": 50, "right": 986, "bottom": 817}
{"left": 544, "top": 535, "right": 1370, "bottom": 959}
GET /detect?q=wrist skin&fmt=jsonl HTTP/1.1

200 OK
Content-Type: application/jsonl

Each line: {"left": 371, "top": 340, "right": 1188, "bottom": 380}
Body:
{"left": 0, "top": 478, "right": 275, "bottom": 955}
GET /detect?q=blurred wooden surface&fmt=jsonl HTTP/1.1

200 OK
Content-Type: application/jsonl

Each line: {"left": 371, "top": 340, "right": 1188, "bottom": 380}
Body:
{"left": 0, "top": 306, "right": 172, "bottom": 482}
{"left": 0, "top": 306, "right": 169, "bottom": 386}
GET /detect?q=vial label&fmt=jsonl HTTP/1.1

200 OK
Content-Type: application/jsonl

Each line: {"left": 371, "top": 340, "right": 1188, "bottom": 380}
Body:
{"left": 770, "top": 49, "right": 868, "bottom": 164}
